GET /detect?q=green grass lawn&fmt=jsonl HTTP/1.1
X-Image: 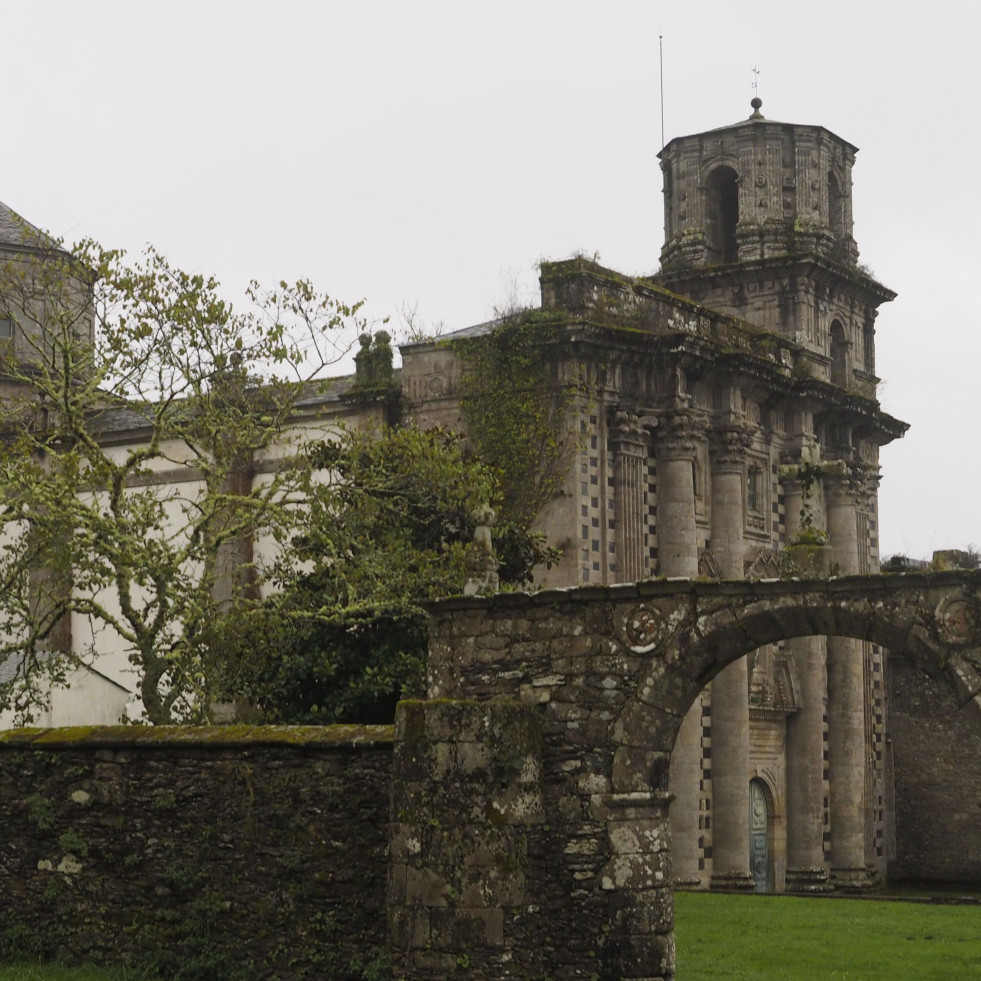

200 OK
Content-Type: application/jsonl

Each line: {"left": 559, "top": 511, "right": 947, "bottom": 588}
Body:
{"left": 0, "top": 970, "right": 140, "bottom": 981}
{"left": 4, "top": 893, "right": 980, "bottom": 980}
{"left": 676, "top": 891, "right": 981, "bottom": 980}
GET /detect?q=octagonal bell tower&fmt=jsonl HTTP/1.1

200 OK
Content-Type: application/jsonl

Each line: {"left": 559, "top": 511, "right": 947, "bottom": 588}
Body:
{"left": 657, "top": 99, "right": 894, "bottom": 391}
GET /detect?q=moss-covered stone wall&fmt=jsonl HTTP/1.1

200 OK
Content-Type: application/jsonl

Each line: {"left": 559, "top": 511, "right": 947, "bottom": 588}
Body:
{"left": 389, "top": 699, "right": 551, "bottom": 980}
{"left": 0, "top": 725, "right": 393, "bottom": 980}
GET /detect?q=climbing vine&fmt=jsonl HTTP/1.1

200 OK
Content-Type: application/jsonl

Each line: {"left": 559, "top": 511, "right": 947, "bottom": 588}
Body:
{"left": 454, "top": 313, "right": 578, "bottom": 530}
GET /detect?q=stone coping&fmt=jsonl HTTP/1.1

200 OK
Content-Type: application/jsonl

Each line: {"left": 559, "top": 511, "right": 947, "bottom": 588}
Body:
{"left": 0, "top": 723, "right": 395, "bottom": 750}
{"left": 430, "top": 569, "right": 981, "bottom": 613}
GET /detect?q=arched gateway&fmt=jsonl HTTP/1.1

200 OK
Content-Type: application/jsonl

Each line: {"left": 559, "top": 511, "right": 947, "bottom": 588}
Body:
{"left": 388, "top": 570, "right": 981, "bottom": 980}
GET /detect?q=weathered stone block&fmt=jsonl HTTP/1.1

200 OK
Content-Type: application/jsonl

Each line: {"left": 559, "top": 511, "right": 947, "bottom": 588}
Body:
{"left": 404, "top": 865, "right": 452, "bottom": 907}
{"left": 429, "top": 907, "right": 505, "bottom": 949}
{"left": 612, "top": 745, "right": 670, "bottom": 793}
{"left": 613, "top": 699, "right": 681, "bottom": 752}
{"left": 610, "top": 929, "right": 675, "bottom": 979}
{"left": 388, "top": 903, "right": 431, "bottom": 949}
{"left": 609, "top": 886, "right": 674, "bottom": 934}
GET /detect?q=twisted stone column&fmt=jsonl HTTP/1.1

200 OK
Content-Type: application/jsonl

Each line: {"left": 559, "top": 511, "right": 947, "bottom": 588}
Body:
{"left": 707, "top": 428, "right": 756, "bottom": 891}
{"left": 825, "top": 472, "right": 876, "bottom": 888}
{"left": 781, "top": 474, "right": 832, "bottom": 892}
{"left": 659, "top": 410, "right": 706, "bottom": 887}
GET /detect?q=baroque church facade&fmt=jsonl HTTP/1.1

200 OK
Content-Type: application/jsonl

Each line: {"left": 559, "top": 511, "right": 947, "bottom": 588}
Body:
{"left": 402, "top": 99, "right": 907, "bottom": 892}
{"left": 5, "top": 101, "right": 971, "bottom": 890}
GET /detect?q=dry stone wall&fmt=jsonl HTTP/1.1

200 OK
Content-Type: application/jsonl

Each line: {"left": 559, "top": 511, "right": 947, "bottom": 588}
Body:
{"left": 0, "top": 726, "right": 392, "bottom": 981}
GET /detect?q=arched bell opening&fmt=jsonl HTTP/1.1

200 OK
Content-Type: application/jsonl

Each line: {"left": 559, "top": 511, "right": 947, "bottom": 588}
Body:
{"left": 705, "top": 166, "right": 739, "bottom": 264}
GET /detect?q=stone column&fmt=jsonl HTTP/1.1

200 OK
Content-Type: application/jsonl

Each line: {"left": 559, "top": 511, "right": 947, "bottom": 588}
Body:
{"left": 655, "top": 413, "right": 702, "bottom": 580}
{"left": 825, "top": 472, "right": 876, "bottom": 888}
{"left": 659, "top": 410, "right": 705, "bottom": 887}
{"left": 782, "top": 473, "right": 832, "bottom": 892}
{"left": 707, "top": 428, "right": 756, "bottom": 891}
{"left": 611, "top": 410, "right": 649, "bottom": 584}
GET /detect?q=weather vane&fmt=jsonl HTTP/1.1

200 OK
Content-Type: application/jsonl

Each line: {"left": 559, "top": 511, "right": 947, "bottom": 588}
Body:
{"left": 752, "top": 66, "right": 761, "bottom": 96}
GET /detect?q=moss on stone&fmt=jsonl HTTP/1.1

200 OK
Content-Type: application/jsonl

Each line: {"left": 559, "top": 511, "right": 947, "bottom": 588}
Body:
{"left": 0, "top": 724, "right": 395, "bottom": 751}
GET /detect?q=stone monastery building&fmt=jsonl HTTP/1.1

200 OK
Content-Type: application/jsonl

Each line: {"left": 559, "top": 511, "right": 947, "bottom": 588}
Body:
{"left": 2, "top": 100, "right": 975, "bottom": 892}
{"left": 405, "top": 98, "right": 907, "bottom": 893}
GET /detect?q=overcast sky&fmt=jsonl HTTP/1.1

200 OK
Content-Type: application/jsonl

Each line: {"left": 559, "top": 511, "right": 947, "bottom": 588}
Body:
{"left": 2, "top": 1, "right": 976, "bottom": 560}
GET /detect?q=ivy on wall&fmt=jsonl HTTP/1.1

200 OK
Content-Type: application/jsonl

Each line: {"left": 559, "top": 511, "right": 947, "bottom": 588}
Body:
{"left": 454, "top": 313, "right": 578, "bottom": 534}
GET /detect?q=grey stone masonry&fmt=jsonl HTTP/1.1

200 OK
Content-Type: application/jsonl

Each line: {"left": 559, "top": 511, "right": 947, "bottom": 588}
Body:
{"left": 420, "top": 570, "right": 981, "bottom": 979}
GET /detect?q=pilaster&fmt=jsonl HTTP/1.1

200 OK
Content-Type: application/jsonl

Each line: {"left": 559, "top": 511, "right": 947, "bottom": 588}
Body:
{"left": 611, "top": 410, "right": 650, "bottom": 584}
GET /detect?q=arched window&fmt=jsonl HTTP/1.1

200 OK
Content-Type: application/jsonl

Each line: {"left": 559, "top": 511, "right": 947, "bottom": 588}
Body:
{"left": 706, "top": 166, "right": 739, "bottom": 263}
{"left": 830, "top": 320, "right": 849, "bottom": 388}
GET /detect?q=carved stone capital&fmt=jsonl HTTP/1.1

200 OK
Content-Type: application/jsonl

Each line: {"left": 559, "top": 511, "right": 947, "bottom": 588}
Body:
{"left": 709, "top": 427, "right": 753, "bottom": 470}
{"left": 823, "top": 462, "right": 868, "bottom": 510}
{"left": 654, "top": 409, "right": 708, "bottom": 459}
{"left": 611, "top": 408, "right": 649, "bottom": 454}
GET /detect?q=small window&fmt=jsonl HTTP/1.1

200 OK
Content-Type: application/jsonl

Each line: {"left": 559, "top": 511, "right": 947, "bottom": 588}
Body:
{"left": 747, "top": 467, "right": 762, "bottom": 512}
{"left": 0, "top": 319, "right": 12, "bottom": 340}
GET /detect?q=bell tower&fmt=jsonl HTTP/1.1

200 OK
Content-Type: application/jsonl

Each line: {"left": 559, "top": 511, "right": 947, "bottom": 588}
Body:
{"left": 657, "top": 99, "right": 894, "bottom": 393}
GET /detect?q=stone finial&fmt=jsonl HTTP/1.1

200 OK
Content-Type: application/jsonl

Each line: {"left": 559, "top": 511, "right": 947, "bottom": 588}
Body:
{"left": 749, "top": 96, "right": 764, "bottom": 120}
{"left": 370, "top": 329, "right": 394, "bottom": 383}
{"left": 350, "top": 331, "right": 397, "bottom": 399}
{"left": 354, "top": 332, "right": 373, "bottom": 384}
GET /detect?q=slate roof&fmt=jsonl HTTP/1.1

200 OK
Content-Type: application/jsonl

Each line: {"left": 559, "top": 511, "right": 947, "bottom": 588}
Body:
{"left": 400, "top": 318, "right": 500, "bottom": 349}
{"left": 0, "top": 649, "right": 53, "bottom": 684}
{"left": 0, "top": 649, "right": 130, "bottom": 691}
{"left": 88, "top": 370, "right": 387, "bottom": 439}
{"left": 0, "top": 199, "right": 46, "bottom": 248}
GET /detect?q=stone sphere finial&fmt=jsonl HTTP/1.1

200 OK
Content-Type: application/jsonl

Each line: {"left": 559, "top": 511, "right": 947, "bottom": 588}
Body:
{"left": 749, "top": 97, "right": 764, "bottom": 120}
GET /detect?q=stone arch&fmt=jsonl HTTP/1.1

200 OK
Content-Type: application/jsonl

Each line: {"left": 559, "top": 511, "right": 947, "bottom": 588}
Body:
{"left": 413, "top": 572, "right": 981, "bottom": 981}
{"left": 632, "top": 577, "right": 981, "bottom": 745}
